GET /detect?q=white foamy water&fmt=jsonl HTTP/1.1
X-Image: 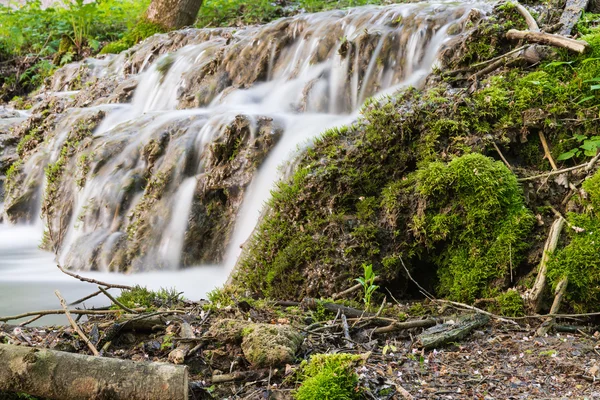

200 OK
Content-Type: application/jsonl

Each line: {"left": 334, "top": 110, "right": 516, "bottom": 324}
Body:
{"left": 0, "top": 2, "right": 488, "bottom": 324}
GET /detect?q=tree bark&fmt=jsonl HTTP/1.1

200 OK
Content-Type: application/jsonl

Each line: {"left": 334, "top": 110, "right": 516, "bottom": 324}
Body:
{"left": 0, "top": 344, "right": 188, "bottom": 400}
{"left": 144, "top": 0, "right": 203, "bottom": 30}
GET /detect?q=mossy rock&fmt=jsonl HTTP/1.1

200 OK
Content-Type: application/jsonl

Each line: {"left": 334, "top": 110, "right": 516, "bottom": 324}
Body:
{"left": 241, "top": 324, "right": 302, "bottom": 367}
{"left": 207, "top": 319, "right": 302, "bottom": 367}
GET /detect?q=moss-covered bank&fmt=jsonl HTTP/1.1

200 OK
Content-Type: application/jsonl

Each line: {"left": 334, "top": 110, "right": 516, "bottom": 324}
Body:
{"left": 233, "top": 4, "right": 600, "bottom": 313}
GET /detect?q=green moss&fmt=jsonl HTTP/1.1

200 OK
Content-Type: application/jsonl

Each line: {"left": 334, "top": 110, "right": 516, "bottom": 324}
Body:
{"left": 100, "top": 20, "right": 165, "bottom": 54}
{"left": 497, "top": 289, "right": 525, "bottom": 317}
{"left": 294, "top": 353, "right": 363, "bottom": 400}
{"left": 115, "top": 285, "right": 184, "bottom": 309}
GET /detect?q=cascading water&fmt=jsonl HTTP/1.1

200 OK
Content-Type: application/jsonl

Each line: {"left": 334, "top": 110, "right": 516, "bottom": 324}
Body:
{"left": 0, "top": 2, "right": 487, "bottom": 321}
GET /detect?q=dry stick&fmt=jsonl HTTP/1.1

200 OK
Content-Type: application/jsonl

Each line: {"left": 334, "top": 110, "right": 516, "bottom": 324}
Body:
{"left": 341, "top": 314, "right": 353, "bottom": 348}
{"left": 506, "top": 29, "right": 589, "bottom": 53}
{"left": 332, "top": 277, "right": 382, "bottom": 300}
{"left": 398, "top": 257, "right": 436, "bottom": 301}
{"left": 55, "top": 290, "right": 99, "bottom": 356}
{"left": 0, "top": 308, "right": 144, "bottom": 322}
{"left": 435, "top": 300, "right": 519, "bottom": 326}
{"left": 98, "top": 286, "right": 138, "bottom": 314}
{"left": 513, "top": 1, "right": 540, "bottom": 31}
{"left": 57, "top": 264, "right": 133, "bottom": 290}
{"left": 539, "top": 131, "right": 558, "bottom": 171}
{"left": 18, "top": 315, "right": 43, "bottom": 327}
{"left": 492, "top": 142, "right": 513, "bottom": 170}
{"left": 372, "top": 319, "right": 437, "bottom": 335}
{"left": 518, "top": 162, "right": 589, "bottom": 181}
{"left": 396, "top": 384, "right": 415, "bottom": 400}
{"left": 536, "top": 276, "right": 569, "bottom": 336}
{"left": 585, "top": 150, "right": 600, "bottom": 172}
{"left": 528, "top": 217, "right": 565, "bottom": 313}
{"left": 69, "top": 289, "right": 103, "bottom": 306}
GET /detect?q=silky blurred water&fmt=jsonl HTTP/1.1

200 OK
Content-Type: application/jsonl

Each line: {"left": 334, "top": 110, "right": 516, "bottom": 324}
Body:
{"left": 0, "top": 224, "right": 228, "bottom": 325}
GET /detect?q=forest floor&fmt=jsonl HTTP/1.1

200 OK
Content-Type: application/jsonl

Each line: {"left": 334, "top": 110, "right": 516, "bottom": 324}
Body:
{"left": 2, "top": 290, "right": 600, "bottom": 400}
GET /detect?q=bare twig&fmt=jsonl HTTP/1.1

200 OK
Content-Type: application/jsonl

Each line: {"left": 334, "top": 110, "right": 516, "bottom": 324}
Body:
{"left": 69, "top": 289, "right": 103, "bottom": 306}
{"left": 518, "top": 162, "right": 589, "bottom": 181}
{"left": 492, "top": 142, "right": 513, "bottom": 170}
{"left": 332, "top": 277, "right": 381, "bottom": 300}
{"left": 528, "top": 217, "right": 565, "bottom": 312}
{"left": 341, "top": 314, "right": 353, "bottom": 348}
{"left": 372, "top": 319, "right": 437, "bottom": 335}
{"left": 585, "top": 150, "right": 600, "bottom": 172}
{"left": 57, "top": 264, "right": 133, "bottom": 290}
{"left": 98, "top": 286, "right": 138, "bottom": 314}
{"left": 399, "top": 257, "right": 436, "bottom": 300}
{"left": 539, "top": 131, "right": 558, "bottom": 170}
{"left": 55, "top": 290, "right": 99, "bottom": 356}
{"left": 18, "top": 315, "right": 43, "bottom": 327}
{"left": 513, "top": 2, "right": 540, "bottom": 31}
{"left": 0, "top": 308, "right": 144, "bottom": 322}
{"left": 435, "top": 300, "right": 519, "bottom": 326}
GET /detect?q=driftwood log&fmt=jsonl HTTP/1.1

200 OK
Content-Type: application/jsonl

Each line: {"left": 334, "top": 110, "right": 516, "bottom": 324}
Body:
{"left": 506, "top": 29, "right": 589, "bottom": 53}
{"left": 0, "top": 343, "right": 188, "bottom": 400}
{"left": 559, "top": 0, "right": 590, "bottom": 36}
{"left": 416, "top": 314, "right": 490, "bottom": 349}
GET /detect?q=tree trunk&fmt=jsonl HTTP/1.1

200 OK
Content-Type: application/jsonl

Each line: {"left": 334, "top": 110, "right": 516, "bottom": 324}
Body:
{"left": 144, "top": 0, "right": 203, "bottom": 30}
{"left": 0, "top": 344, "right": 188, "bottom": 400}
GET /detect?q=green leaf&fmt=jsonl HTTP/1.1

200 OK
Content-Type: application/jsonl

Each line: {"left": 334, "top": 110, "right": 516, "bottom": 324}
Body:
{"left": 577, "top": 95, "right": 595, "bottom": 105}
{"left": 582, "top": 58, "right": 600, "bottom": 64}
{"left": 575, "top": 134, "right": 588, "bottom": 142}
{"left": 557, "top": 150, "right": 577, "bottom": 160}
{"left": 591, "top": 84, "right": 600, "bottom": 91}
{"left": 545, "top": 61, "right": 574, "bottom": 68}
{"left": 584, "top": 77, "right": 600, "bottom": 82}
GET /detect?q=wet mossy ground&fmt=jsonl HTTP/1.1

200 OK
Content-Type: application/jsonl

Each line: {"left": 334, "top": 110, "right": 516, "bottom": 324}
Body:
{"left": 233, "top": 5, "right": 600, "bottom": 314}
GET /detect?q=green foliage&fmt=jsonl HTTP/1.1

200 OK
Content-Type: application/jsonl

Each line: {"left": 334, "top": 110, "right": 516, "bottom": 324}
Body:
{"left": 414, "top": 154, "right": 535, "bottom": 302}
{"left": 557, "top": 134, "right": 600, "bottom": 160}
{"left": 115, "top": 285, "right": 184, "bottom": 309}
{"left": 354, "top": 263, "right": 379, "bottom": 310}
{"left": 100, "top": 20, "right": 165, "bottom": 54}
{"left": 496, "top": 289, "right": 525, "bottom": 317}
{"left": 546, "top": 175, "right": 600, "bottom": 312}
{"left": 294, "top": 353, "right": 362, "bottom": 400}
{"left": 196, "top": 0, "right": 388, "bottom": 28}
{"left": 0, "top": 0, "right": 148, "bottom": 97}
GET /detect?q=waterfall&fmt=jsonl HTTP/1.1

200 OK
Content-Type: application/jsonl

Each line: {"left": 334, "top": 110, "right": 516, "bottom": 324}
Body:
{"left": 0, "top": 2, "right": 488, "bottom": 283}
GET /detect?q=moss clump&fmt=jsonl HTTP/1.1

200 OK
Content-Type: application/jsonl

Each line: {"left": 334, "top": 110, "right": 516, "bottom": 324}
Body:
{"left": 497, "top": 289, "right": 525, "bottom": 317}
{"left": 411, "top": 153, "right": 535, "bottom": 302}
{"left": 115, "top": 286, "right": 184, "bottom": 309}
{"left": 294, "top": 353, "right": 363, "bottom": 400}
{"left": 100, "top": 20, "right": 165, "bottom": 54}
{"left": 241, "top": 324, "right": 303, "bottom": 367}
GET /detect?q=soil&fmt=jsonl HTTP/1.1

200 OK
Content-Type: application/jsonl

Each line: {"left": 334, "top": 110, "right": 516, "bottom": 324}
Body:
{"left": 2, "top": 296, "right": 600, "bottom": 399}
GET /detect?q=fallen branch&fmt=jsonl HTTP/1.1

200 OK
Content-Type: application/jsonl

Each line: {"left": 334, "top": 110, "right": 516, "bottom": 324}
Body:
{"left": 518, "top": 162, "right": 589, "bottom": 181}
{"left": 69, "top": 289, "right": 103, "bottom": 306}
{"left": 57, "top": 264, "right": 133, "bottom": 290}
{"left": 528, "top": 217, "right": 565, "bottom": 313}
{"left": 506, "top": 29, "right": 589, "bottom": 53}
{"left": 513, "top": 2, "right": 540, "bottom": 31}
{"left": 416, "top": 314, "right": 490, "bottom": 349}
{"left": 332, "top": 277, "right": 381, "bottom": 300}
{"left": 435, "top": 300, "right": 519, "bottom": 326}
{"left": 0, "top": 343, "right": 188, "bottom": 400}
{"left": 539, "top": 131, "right": 558, "bottom": 171}
{"left": 98, "top": 286, "right": 139, "bottom": 314}
{"left": 372, "top": 319, "right": 437, "bottom": 335}
{"left": 211, "top": 369, "right": 271, "bottom": 384}
{"left": 0, "top": 308, "right": 144, "bottom": 323}
{"left": 536, "top": 276, "right": 569, "bottom": 336}
{"left": 302, "top": 298, "right": 375, "bottom": 318}
{"left": 559, "top": 0, "right": 590, "bottom": 36}
{"left": 492, "top": 142, "right": 513, "bottom": 170}
{"left": 55, "top": 290, "right": 99, "bottom": 356}
{"left": 168, "top": 321, "right": 195, "bottom": 364}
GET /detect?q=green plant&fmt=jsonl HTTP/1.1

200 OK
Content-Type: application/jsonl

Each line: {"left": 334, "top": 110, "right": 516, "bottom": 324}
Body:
{"left": 354, "top": 263, "right": 379, "bottom": 310}
{"left": 294, "top": 353, "right": 362, "bottom": 400}
{"left": 557, "top": 134, "right": 600, "bottom": 161}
